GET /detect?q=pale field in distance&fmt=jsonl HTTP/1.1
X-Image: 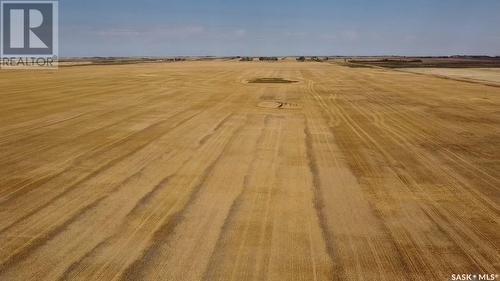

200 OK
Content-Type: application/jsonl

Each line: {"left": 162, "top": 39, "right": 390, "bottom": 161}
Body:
{"left": 0, "top": 61, "right": 498, "bottom": 281}
{"left": 402, "top": 67, "right": 500, "bottom": 86}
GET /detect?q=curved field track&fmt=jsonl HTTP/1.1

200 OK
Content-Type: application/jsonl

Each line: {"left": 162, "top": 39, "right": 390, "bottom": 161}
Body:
{"left": 0, "top": 61, "right": 498, "bottom": 281}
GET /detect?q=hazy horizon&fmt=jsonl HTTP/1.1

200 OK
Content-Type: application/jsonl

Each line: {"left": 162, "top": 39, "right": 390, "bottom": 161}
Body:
{"left": 61, "top": 0, "right": 500, "bottom": 57}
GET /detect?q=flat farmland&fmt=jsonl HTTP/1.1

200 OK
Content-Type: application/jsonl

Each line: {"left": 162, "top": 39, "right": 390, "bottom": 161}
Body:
{"left": 401, "top": 67, "right": 500, "bottom": 87}
{"left": 0, "top": 61, "right": 498, "bottom": 281}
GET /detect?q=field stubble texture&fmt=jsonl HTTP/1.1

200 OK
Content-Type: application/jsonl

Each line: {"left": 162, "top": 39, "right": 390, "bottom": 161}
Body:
{"left": 0, "top": 61, "right": 498, "bottom": 281}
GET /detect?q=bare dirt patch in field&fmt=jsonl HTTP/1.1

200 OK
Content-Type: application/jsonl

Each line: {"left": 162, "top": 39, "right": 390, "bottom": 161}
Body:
{"left": 248, "top": 77, "right": 298, "bottom": 84}
{"left": 257, "top": 101, "right": 302, "bottom": 109}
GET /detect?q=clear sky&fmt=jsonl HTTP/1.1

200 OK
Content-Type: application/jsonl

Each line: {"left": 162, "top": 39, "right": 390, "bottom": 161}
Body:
{"left": 60, "top": 0, "right": 500, "bottom": 57}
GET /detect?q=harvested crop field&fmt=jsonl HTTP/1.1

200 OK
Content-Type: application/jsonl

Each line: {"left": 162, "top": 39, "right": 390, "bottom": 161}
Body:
{"left": 401, "top": 67, "right": 500, "bottom": 87}
{"left": 0, "top": 61, "right": 499, "bottom": 281}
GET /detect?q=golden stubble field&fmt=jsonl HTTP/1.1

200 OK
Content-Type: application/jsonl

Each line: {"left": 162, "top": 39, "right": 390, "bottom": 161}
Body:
{"left": 401, "top": 67, "right": 500, "bottom": 87}
{"left": 0, "top": 61, "right": 498, "bottom": 281}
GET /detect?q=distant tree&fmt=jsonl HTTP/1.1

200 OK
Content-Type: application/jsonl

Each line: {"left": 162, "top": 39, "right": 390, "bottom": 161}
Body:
{"left": 259, "top": 57, "right": 278, "bottom": 61}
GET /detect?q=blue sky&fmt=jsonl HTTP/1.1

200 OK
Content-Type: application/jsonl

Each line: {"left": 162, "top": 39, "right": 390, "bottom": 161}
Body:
{"left": 60, "top": 0, "right": 500, "bottom": 57}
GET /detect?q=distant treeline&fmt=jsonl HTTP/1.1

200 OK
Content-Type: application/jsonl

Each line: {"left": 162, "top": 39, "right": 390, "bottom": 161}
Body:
{"left": 238, "top": 57, "right": 280, "bottom": 61}
{"left": 237, "top": 57, "right": 279, "bottom": 61}
{"left": 296, "top": 56, "right": 328, "bottom": 62}
{"left": 163, "top": 58, "right": 187, "bottom": 62}
{"left": 259, "top": 57, "right": 279, "bottom": 61}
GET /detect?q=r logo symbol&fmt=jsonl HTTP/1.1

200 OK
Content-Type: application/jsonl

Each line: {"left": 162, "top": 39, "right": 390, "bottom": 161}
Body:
{"left": 1, "top": 1, "right": 58, "bottom": 55}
